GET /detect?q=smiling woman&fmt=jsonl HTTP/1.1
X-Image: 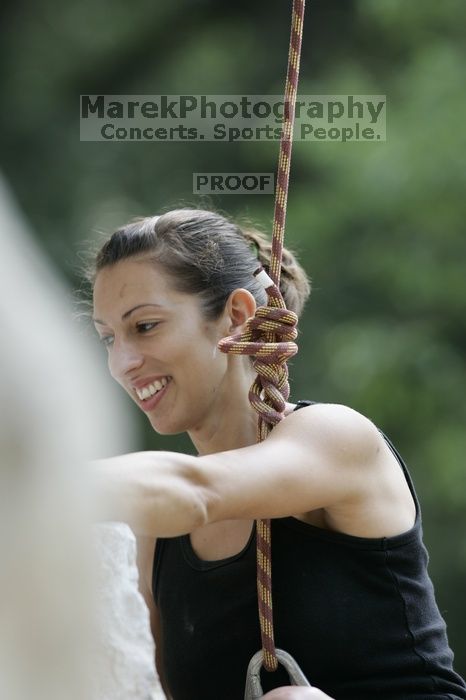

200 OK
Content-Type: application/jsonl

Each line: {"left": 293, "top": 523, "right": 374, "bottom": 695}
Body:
{"left": 86, "top": 208, "right": 309, "bottom": 446}
{"left": 77, "top": 207, "right": 466, "bottom": 700}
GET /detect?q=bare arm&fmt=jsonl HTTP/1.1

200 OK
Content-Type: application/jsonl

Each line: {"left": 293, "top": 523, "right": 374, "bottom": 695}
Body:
{"left": 93, "top": 403, "right": 383, "bottom": 538}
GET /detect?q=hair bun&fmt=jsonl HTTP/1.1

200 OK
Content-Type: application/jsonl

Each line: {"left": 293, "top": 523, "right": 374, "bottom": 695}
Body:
{"left": 240, "top": 226, "right": 311, "bottom": 316}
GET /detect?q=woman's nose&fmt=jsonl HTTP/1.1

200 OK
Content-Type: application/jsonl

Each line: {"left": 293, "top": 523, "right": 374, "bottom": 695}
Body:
{"left": 109, "top": 340, "right": 145, "bottom": 379}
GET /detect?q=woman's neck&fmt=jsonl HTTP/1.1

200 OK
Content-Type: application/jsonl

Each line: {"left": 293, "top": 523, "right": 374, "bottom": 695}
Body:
{"left": 189, "top": 395, "right": 258, "bottom": 456}
{"left": 186, "top": 357, "right": 297, "bottom": 456}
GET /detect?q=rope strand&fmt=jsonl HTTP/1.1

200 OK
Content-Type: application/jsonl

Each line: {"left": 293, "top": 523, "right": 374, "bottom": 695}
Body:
{"left": 218, "top": 0, "right": 306, "bottom": 673}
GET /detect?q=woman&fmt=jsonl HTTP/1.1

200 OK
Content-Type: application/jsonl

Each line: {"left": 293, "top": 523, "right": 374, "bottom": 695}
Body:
{"left": 87, "top": 208, "right": 465, "bottom": 699}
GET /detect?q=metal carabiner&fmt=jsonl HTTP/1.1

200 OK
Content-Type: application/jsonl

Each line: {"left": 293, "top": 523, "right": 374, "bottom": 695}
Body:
{"left": 244, "top": 649, "right": 312, "bottom": 700}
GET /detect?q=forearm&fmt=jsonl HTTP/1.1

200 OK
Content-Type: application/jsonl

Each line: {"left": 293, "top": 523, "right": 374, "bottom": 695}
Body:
{"left": 92, "top": 450, "right": 208, "bottom": 538}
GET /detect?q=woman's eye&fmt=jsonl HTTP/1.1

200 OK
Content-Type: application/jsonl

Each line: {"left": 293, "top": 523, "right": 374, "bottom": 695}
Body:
{"left": 137, "top": 322, "right": 158, "bottom": 333}
{"left": 98, "top": 323, "right": 158, "bottom": 349}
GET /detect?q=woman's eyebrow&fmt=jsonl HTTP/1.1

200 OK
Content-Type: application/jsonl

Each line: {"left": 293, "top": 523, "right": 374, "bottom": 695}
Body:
{"left": 93, "top": 303, "right": 164, "bottom": 325}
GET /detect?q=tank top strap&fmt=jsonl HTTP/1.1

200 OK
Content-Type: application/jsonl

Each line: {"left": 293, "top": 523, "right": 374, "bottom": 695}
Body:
{"left": 294, "top": 399, "right": 318, "bottom": 410}
{"left": 375, "top": 426, "right": 422, "bottom": 522}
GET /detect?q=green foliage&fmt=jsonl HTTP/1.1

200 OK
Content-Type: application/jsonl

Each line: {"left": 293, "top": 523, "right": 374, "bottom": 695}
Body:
{"left": 0, "top": 0, "right": 464, "bottom": 674}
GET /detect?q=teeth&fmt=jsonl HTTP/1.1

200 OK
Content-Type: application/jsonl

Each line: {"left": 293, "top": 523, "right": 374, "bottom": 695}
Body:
{"left": 135, "top": 377, "right": 169, "bottom": 400}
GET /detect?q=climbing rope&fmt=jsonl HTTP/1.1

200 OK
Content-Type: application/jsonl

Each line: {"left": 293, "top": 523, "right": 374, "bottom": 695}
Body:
{"left": 218, "top": 0, "right": 306, "bottom": 674}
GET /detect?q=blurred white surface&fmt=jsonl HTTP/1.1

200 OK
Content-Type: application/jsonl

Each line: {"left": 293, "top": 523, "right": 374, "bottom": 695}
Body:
{"left": 0, "top": 175, "right": 163, "bottom": 700}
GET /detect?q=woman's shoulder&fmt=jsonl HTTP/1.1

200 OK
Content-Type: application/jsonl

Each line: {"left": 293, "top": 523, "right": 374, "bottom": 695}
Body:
{"left": 281, "top": 400, "right": 383, "bottom": 465}
{"left": 281, "top": 401, "right": 417, "bottom": 538}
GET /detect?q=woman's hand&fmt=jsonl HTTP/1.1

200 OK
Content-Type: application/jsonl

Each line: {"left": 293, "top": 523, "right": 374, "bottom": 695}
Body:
{"left": 263, "top": 687, "right": 334, "bottom": 699}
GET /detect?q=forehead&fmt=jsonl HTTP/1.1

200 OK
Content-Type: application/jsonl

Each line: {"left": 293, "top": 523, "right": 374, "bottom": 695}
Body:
{"left": 94, "top": 259, "right": 167, "bottom": 298}
{"left": 92, "top": 259, "right": 181, "bottom": 317}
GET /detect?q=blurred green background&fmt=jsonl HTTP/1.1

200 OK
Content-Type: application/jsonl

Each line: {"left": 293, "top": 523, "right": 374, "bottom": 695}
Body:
{"left": 1, "top": 0, "right": 464, "bottom": 675}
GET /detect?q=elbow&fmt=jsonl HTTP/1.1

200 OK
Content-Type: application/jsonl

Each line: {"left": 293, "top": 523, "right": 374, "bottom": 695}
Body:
{"left": 151, "top": 454, "right": 211, "bottom": 536}
{"left": 137, "top": 452, "right": 221, "bottom": 537}
{"left": 180, "top": 456, "right": 221, "bottom": 528}
{"left": 181, "top": 458, "right": 212, "bottom": 528}
{"left": 191, "top": 495, "right": 209, "bottom": 530}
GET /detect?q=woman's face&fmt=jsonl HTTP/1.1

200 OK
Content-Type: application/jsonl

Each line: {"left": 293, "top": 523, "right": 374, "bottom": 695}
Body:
{"left": 92, "top": 258, "right": 234, "bottom": 435}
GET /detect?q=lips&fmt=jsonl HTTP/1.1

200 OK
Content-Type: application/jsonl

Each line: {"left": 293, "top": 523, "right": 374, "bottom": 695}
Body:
{"left": 130, "top": 375, "right": 171, "bottom": 390}
{"left": 134, "top": 377, "right": 170, "bottom": 400}
{"left": 134, "top": 377, "right": 171, "bottom": 412}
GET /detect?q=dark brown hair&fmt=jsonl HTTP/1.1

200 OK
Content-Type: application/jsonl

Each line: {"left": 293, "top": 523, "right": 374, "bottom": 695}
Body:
{"left": 78, "top": 207, "right": 311, "bottom": 321}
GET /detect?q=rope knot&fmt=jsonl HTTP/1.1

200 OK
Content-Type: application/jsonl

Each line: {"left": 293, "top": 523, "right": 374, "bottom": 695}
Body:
{"left": 218, "top": 280, "right": 298, "bottom": 429}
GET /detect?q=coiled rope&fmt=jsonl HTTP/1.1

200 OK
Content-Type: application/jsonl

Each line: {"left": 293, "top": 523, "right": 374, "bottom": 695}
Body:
{"left": 218, "top": 0, "right": 306, "bottom": 674}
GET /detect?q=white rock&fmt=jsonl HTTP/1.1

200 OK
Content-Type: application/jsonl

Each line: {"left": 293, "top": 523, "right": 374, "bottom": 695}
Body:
{"left": 93, "top": 523, "right": 165, "bottom": 700}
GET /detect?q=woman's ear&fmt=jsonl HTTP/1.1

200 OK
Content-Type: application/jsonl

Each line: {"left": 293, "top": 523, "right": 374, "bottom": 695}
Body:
{"left": 225, "top": 288, "right": 257, "bottom": 333}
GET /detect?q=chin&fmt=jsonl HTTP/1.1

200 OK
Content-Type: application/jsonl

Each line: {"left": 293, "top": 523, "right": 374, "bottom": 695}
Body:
{"left": 147, "top": 416, "right": 187, "bottom": 437}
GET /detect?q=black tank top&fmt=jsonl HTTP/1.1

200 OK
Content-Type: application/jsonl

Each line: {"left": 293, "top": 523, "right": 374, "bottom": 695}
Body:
{"left": 152, "top": 400, "right": 466, "bottom": 699}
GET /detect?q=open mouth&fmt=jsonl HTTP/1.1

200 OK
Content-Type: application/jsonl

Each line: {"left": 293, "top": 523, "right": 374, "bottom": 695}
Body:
{"left": 135, "top": 377, "right": 172, "bottom": 411}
